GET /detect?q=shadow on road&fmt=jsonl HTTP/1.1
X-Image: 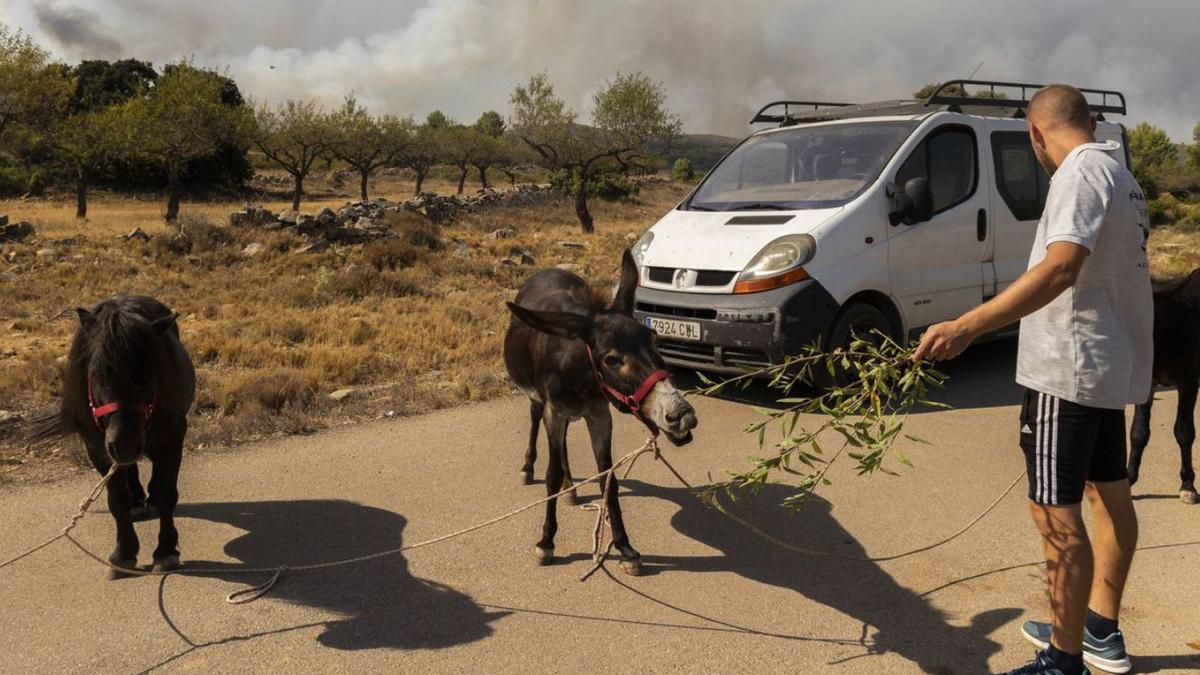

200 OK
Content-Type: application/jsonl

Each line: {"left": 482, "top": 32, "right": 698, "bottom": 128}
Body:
{"left": 173, "top": 500, "right": 508, "bottom": 651}
{"left": 622, "top": 480, "right": 1020, "bottom": 673}
{"left": 676, "top": 339, "right": 1023, "bottom": 414}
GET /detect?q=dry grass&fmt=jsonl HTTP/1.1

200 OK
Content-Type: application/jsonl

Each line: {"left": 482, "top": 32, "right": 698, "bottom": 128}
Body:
{"left": 0, "top": 170, "right": 689, "bottom": 482}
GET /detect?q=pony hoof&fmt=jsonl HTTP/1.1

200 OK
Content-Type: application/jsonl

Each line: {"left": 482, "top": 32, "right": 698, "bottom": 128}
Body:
{"left": 563, "top": 489, "right": 581, "bottom": 506}
{"left": 106, "top": 559, "right": 137, "bottom": 580}
{"left": 1181, "top": 490, "right": 1199, "bottom": 505}
{"left": 618, "top": 558, "right": 643, "bottom": 577}
{"left": 520, "top": 470, "right": 535, "bottom": 486}
{"left": 152, "top": 555, "right": 181, "bottom": 572}
{"left": 534, "top": 546, "right": 554, "bottom": 566}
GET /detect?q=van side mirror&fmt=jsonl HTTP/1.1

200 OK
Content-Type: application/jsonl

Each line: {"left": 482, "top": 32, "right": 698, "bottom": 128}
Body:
{"left": 889, "top": 177, "right": 933, "bottom": 226}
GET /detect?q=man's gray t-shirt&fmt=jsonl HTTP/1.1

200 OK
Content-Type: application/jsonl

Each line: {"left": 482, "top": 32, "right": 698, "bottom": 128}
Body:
{"left": 1015, "top": 140, "right": 1153, "bottom": 410}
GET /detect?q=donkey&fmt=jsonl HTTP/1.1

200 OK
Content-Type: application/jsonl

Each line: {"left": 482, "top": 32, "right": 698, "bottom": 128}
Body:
{"left": 504, "top": 249, "right": 698, "bottom": 575}
{"left": 1129, "top": 269, "right": 1200, "bottom": 504}
{"left": 37, "top": 295, "right": 196, "bottom": 576}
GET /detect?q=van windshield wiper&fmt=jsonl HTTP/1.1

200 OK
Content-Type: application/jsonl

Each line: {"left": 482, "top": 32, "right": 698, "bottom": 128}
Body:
{"left": 727, "top": 203, "right": 790, "bottom": 211}
{"left": 685, "top": 203, "right": 717, "bottom": 211}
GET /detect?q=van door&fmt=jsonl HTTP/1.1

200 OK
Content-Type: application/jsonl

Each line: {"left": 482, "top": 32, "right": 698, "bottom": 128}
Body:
{"left": 988, "top": 130, "right": 1049, "bottom": 293}
{"left": 887, "top": 123, "right": 990, "bottom": 333}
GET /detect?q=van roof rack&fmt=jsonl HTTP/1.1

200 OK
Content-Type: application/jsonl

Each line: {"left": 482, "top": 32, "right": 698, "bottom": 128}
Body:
{"left": 750, "top": 100, "right": 855, "bottom": 125}
{"left": 924, "top": 79, "right": 1127, "bottom": 118}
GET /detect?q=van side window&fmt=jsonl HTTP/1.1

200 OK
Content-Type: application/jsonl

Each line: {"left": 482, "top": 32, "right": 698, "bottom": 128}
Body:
{"left": 991, "top": 131, "right": 1050, "bottom": 221}
{"left": 894, "top": 126, "right": 977, "bottom": 214}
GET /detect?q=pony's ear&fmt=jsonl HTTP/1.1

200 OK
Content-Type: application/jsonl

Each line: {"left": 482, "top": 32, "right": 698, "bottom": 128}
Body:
{"left": 75, "top": 308, "right": 95, "bottom": 329}
{"left": 150, "top": 312, "right": 178, "bottom": 334}
{"left": 507, "top": 302, "right": 592, "bottom": 341}
{"left": 608, "top": 249, "right": 639, "bottom": 315}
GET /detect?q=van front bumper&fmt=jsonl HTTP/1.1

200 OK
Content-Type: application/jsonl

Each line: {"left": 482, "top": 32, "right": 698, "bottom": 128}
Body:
{"left": 634, "top": 279, "right": 841, "bottom": 374}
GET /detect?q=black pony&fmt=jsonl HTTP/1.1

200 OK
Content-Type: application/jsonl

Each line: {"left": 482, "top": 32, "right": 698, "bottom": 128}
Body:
{"left": 1129, "top": 269, "right": 1200, "bottom": 504}
{"left": 38, "top": 295, "right": 196, "bottom": 576}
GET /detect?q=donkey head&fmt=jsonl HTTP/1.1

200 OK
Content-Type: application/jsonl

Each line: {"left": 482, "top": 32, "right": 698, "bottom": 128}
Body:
{"left": 507, "top": 250, "right": 698, "bottom": 446}
{"left": 75, "top": 305, "right": 177, "bottom": 465}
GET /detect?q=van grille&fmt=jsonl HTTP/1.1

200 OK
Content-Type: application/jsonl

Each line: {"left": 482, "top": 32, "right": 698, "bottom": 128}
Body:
{"left": 646, "top": 267, "right": 736, "bottom": 287}
{"left": 655, "top": 340, "right": 773, "bottom": 371}
{"left": 636, "top": 302, "right": 717, "bottom": 320}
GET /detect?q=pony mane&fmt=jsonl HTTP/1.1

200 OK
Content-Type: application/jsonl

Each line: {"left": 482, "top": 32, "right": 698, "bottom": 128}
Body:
{"left": 76, "top": 299, "right": 165, "bottom": 402}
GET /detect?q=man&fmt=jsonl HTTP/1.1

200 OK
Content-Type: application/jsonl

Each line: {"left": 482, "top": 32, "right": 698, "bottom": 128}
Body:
{"left": 913, "top": 84, "right": 1151, "bottom": 675}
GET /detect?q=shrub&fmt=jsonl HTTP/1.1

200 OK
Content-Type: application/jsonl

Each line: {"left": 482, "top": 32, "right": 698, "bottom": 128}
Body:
{"left": 149, "top": 215, "right": 235, "bottom": 255}
{"left": 671, "top": 157, "right": 696, "bottom": 181}
{"left": 362, "top": 238, "right": 422, "bottom": 271}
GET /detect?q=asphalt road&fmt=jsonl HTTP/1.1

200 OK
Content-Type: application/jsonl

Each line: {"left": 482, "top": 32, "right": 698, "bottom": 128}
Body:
{"left": 1, "top": 342, "right": 1197, "bottom": 674}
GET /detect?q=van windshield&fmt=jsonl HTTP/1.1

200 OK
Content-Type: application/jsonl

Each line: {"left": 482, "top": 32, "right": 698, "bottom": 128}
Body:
{"left": 686, "top": 121, "right": 916, "bottom": 211}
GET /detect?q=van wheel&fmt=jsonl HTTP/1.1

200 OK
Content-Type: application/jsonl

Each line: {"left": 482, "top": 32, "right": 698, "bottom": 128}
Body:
{"left": 820, "top": 303, "right": 894, "bottom": 387}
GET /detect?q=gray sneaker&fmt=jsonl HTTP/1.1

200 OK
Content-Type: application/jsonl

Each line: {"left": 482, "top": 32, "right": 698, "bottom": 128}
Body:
{"left": 1020, "top": 620, "right": 1131, "bottom": 674}
{"left": 1004, "top": 650, "right": 1091, "bottom": 674}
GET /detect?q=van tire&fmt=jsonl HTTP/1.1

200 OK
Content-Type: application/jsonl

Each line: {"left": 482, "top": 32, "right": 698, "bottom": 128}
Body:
{"left": 819, "top": 302, "right": 894, "bottom": 387}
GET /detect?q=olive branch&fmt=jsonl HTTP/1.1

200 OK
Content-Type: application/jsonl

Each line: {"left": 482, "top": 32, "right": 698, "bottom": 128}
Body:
{"left": 690, "top": 333, "right": 947, "bottom": 510}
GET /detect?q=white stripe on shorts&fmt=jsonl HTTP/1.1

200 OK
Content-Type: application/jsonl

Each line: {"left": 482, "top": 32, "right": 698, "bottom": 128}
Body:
{"left": 1035, "top": 392, "right": 1045, "bottom": 502}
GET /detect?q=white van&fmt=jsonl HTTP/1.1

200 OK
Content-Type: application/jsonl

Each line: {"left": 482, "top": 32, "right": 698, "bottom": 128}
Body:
{"left": 632, "top": 80, "right": 1131, "bottom": 373}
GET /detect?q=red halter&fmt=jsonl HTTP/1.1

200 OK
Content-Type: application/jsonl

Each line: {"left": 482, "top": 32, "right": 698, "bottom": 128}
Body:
{"left": 586, "top": 345, "right": 672, "bottom": 437}
{"left": 87, "top": 378, "right": 156, "bottom": 430}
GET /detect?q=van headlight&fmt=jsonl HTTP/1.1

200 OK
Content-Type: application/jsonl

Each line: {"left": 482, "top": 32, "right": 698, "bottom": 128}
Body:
{"left": 631, "top": 230, "right": 654, "bottom": 267}
{"left": 734, "top": 234, "right": 816, "bottom": 294}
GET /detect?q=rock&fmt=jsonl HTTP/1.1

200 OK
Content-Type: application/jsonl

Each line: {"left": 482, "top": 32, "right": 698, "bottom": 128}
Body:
{"left": 277, "top": 209, "right": 299, "bottom": 225}
{"left": 555, "top": 263, "right": 583, "bottom": 274}
{"left": 486, "top": 227, "right": 517, "bottom": 240}
{"left": 117, "top": 227, "right": 150, "bottom": 242}
{"left": 329, "top": 387, "right": 358, "bottom": 402}
{"left": 0, "top": 221, "right": 35, "bottom": 243}
{"left": 229, "top": 205, "right": 276, "bottom": 227}
{"left": 242, "top": 242, "right": 266, "bottom": 257}
{"left": 317, "top": 207, "right": 338, "bottom": 226}
{"left": 625, "top": 232, "right": 638, "bottom": 241}
{"left": 35, "top": 248, "right": 54, "bottom": 258}
{"left": 508, "top": 248, "right": 535, "bottom": 266}
{"left": 294, "top": 239, "right": 329, "bottom": 254}
{"left": 560, "top": 241, "right": 588, "bottom": 249}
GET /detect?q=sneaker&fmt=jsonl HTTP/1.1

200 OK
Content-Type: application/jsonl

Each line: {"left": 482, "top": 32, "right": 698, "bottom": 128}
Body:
{"left": 1004, "top": 650, "right": 1091, "bottom": 674}
{"left": 1020, "top": 620, "right": 1131, "bottom": 673}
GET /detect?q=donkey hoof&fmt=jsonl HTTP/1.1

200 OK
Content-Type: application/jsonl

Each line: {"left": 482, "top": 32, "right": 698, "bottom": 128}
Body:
{"left": 520, "top": 470, "right": 535, "bottom": 486}
{"left": 152, "top": 555, "right": 181, "bottom": 572}
{"left": 534, "top": 546, "right": 555, "bottom": 566}
{"left": 618, "top": 557, "right": 643, "bottom": 577}
{"left": 106, "top": 559, "right": 138, "bottom": 580}
{"left": 1181, "top": 490, "right": 1199, "bottom": 505}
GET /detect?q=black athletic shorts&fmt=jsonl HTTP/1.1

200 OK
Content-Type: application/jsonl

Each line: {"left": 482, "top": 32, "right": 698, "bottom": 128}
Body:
{"left": 1018, "top": 388, "right": 1128, "bottom": 506}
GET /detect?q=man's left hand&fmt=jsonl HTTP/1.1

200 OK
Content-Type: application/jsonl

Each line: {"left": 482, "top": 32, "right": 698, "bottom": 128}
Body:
{"left": 913, "top": 320, "right": 973, "bottom": 362}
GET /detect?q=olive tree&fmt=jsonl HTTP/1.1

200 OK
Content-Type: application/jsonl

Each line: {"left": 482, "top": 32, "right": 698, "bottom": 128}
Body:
{"left": 48, "top": 106, "right": 129, "bottom": 219}
{"left": 469, "top": 111, "right": 506, "bottom": 189}
{"left": 0, "top": 25, "right": 73, "bottom": 143}
{"left": 124, "top": 62, "right": 250, "bottom": 220}
{"left": 253, "top": 99, "right": 331, "bottom": 210}
{"left": 1127, "top": 122, "right": 1177, "bottom": 197}
{"left": 329, "top": 94, "right": 409, "bottom": 200}
{"left": 510, "top": 72, "right": 681, "bottom": 232}
{"left": 400, "top": 115, "right": 442, "bottom": 195}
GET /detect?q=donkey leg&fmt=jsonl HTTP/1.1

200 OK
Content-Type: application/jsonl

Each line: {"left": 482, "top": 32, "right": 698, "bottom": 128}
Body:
{"left": 535, "top": 409, "right": 568, "bottom": 565}
{"left": 521, "top": 399, "right": 543, "bottom": 485}
{"left": 149, "top": 446, "right": 183, "bottom": 570}
{"left": 104, "top": 464, "right": 141, "bottom": 579}
{"left": 585, "top": 410, "right": 641, "bottom": 576}
{"left": 560, "top": 424, "right": 580, "bottom": 506}
{"left": 1174, "top": 380, "right": 1198, "bottom": 504}
{"left": 1128, "top": 396, "right": 1154, "bottom": 487}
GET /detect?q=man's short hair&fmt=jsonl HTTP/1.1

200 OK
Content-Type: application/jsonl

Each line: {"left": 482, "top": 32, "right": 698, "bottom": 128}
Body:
{"left": 1028, "top": 84, "right": 1092, "bottom": 130}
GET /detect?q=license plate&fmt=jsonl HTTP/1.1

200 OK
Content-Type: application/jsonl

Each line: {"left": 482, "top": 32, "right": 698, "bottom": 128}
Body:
{"left": 646, "top": 316, "right": 702, "bottom": 341}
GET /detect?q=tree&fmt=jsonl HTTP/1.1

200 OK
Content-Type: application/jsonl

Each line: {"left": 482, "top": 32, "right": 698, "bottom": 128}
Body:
{"left": 47, "top": 106, "right": 129, "bottom": 218}
{"left": 475, "top": 110, "right": 505, "bottom": 139}
{"left": 495, "top": 131, "right": 534, "bottom": 186}
{"left": 329, "top": 94, "right": 409, "bottom": 200}
{"left": 253, "top": 99, "right": 331, "bottom": 210}
{"left": 913, "top": 82, "right": 1008, "bottom": 100}
{"left": 0, "top": 26, "right": 73, "bottom": 144}
{"left": 124, "top": 62, "right": 250, "bottom": 220}
{"left": 442, "top": 124, "right": 485, "bottom": 194}
{"left": 672, "top": 157, "right": 696, "bottom": 181}
{"left": 1187, "top": 122, "right": 1200, "bottom": 186}
{"left": 69, "top": 59, "right": 157, "bottom": 112}
{"left": 467, "top": 111, "right": 507, "bottom": 189}
{"left": 400, "top": 117, "right": 441, "bottom": 195}
{"left": 1127, "top": 122, "right": 1177, "bottom": 197}
{"left": 510, "top": 72, "right": 681, "bottom": 232}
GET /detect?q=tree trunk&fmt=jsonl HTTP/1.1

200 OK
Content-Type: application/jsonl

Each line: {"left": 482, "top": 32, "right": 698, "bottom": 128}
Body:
{"left": 574, "top": 178, "right": 594, "bottom": 234}
{"left": 292, "top": 173, "right": 303, "bottom": 211}
{"left": 456, "top": 165, "right": 467, "bottom": 194}
{"left": 413, "top": 168, "right": 426, "bottom": 195}
{"left": 164, "top": 166, "right": 182, "bottom": 221}
{"left": 477, "top": 165, "right": 489, "bottom": 190}
{"left": 75, "top": 167, "right": 89, "bottom": 220}
{"left": 359, "top": 169, "right": 369, "bottom": 201}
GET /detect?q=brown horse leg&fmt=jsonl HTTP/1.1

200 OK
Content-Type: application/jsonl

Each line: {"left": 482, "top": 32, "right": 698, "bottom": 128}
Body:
{"left": 1175, "top": 380, "right": 1197, "bottom": 504}
{"left": 521, "top": 399, "right": 543, "bottom": 485}
{"left": 535, "top": 408, "right": 568, "bottom": 564}
{"left": 1128, "top": 395, "right": 1153, "bottom": 487}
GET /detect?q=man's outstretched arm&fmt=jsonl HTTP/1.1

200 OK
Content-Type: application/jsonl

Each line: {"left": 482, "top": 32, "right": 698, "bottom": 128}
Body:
{"left": 913, "top": 241, "right": 1090, "bottom": 362}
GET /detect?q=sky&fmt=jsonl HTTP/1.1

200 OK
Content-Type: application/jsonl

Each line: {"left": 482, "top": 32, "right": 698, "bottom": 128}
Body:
{"left": 4, "top": 0, "right": 1199, "bottom": 141}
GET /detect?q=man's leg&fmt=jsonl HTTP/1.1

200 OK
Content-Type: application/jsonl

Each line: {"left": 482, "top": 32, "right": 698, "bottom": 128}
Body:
{"left": 1084, "top": 479, "right": 1137, "bottom": 623}
{"left": 1028, "top": 501, "right": 1093, "bottom": 655}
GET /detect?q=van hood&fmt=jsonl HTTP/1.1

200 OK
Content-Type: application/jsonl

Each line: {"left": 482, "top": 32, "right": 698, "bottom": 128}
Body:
{"left": 643, "top": 207, "right": 842, "bottom": 271}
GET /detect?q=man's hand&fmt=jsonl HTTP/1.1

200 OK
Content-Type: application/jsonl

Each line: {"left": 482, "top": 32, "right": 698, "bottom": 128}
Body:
{"left": 913, "top": 320, "right": 974, "bottom": 362}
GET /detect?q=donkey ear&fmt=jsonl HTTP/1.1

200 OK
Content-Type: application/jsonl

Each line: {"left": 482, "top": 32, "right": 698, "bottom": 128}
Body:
{"left": 609, "top": 249, "right": 639, "bottom": 315}
{"left": 507, "top": 302, "right": 592, "bottom": 341}
{"left": 150, "top": 312, "right": 178, "bottom": 334}
{"left": 75, "top": 308, "right": 95, "bottom": 329}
